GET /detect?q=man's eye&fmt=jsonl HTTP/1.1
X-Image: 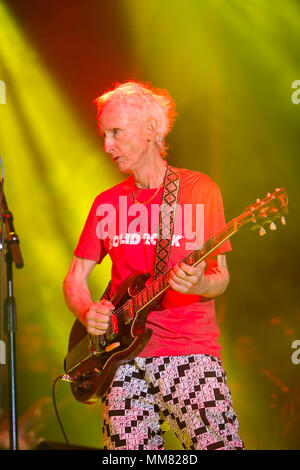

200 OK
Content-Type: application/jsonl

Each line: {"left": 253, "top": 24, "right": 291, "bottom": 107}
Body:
{"left": 112, "top": 129, "right": 120, "bottom": 136}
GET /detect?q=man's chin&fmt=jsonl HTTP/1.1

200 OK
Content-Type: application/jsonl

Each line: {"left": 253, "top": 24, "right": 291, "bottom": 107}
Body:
{"left": 114, "top": 159, "right": 130, "bottom": 173}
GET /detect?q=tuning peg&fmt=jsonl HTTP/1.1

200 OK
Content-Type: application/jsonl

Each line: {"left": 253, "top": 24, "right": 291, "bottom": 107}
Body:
{"left": 256, "top": 198, "right": 261, "bottom": 203}
{"left": 269, "top": 222, "right": 276, "bottom": 230}
{"left": 266, "top": 193, "right": 271, "bottom": 197}
{"left": 281, "top": 216, "right": 286, "bottom": 225}
{"left": 259, "top": 227, "right": 266, "bottom": 236}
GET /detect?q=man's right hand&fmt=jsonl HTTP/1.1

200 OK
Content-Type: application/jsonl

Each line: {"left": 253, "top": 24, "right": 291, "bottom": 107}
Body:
{"left": 81, "top": 299, "right": 115, "bottom": 335}
{"left": 63, "top": 257, "right": 116, "bottom": 337}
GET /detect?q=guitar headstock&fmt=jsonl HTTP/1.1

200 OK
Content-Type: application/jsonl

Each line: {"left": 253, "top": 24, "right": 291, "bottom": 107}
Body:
{"left": 237, "top": 188, "right": 288, "bottom": 235}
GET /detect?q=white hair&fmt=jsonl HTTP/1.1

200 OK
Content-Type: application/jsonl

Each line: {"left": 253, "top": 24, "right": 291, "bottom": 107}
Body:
{"left": 94, "top": 81, "right": 177, "bottom": 156}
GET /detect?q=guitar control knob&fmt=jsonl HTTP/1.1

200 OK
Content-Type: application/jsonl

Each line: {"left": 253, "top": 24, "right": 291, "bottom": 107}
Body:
{"left": 281, "top": 216, "right": 286, "bottom": 225}
{"left": 83, "top": 371, "right": 93, "bottom": 380}
{"left": 269, "top": 222, "right": 276, "bottom": 230}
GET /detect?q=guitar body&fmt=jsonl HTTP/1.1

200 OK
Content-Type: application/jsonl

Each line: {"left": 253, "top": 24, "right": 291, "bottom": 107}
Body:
{"left": 64, "top": 272, "right": 160, "bottom": 404}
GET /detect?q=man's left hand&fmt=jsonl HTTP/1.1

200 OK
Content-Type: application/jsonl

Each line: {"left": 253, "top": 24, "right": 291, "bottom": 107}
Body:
{"left": 169, "top": 261, "right": 206, "bottom": 295}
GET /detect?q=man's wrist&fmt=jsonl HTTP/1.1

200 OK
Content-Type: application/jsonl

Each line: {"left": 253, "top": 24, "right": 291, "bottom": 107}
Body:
{"left": 195, "top": 270, "right": 229, "bottom": 298}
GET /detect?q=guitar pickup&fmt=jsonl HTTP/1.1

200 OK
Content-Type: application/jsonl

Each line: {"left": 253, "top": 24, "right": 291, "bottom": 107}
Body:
{"left": 111, "top": 313, "right": 119, "bottom": 334}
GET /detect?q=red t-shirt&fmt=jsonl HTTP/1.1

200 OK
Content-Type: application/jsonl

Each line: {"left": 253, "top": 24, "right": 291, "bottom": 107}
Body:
{"left": 74, "top": 167, "right": 231, "bottom": 360}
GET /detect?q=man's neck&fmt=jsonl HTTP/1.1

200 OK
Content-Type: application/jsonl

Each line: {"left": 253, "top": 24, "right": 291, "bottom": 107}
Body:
{"left": 132, "top": 155, "right": 167, "bottom": 189}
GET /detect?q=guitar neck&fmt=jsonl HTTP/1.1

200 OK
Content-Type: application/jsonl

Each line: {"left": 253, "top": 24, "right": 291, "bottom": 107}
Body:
{"left": 132, "top": 217, "right": 238, "bottom": 314}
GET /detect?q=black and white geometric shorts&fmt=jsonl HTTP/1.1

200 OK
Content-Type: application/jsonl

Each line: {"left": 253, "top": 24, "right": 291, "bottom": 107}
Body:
{"left": 101, "top": 354, "right": 245, "bottom": 450}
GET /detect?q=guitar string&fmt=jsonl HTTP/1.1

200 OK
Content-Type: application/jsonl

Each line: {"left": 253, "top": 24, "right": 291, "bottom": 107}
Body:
{"left": 111, "top": 250, "right": 201, "bottom": 321}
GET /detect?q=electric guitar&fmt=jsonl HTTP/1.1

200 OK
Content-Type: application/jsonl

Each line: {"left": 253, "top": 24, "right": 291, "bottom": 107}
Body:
{"left": 64, "top": 188, "right": 288, "bottom": 403}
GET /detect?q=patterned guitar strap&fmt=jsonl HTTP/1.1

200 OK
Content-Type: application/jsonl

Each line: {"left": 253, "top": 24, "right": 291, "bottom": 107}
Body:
{"left": 101, "top": 165, "right": 181, "bottom": 298}
{"left": 152, "top": 165, "right": 181, "bottom": 281}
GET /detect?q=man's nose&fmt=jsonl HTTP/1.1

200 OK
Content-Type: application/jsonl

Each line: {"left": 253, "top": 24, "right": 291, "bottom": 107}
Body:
{"left": 104, "top": 136, "right": 115, "bottom": 154}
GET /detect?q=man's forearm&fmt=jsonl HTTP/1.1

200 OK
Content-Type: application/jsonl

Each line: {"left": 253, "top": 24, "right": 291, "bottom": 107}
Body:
{"left": 63, "top": 277, "right": 92, "bottom": 322}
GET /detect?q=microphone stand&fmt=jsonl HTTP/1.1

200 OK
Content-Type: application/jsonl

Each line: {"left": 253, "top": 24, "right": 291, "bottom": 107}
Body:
{"left": 1, "top": 188, "right": 24, "bottom": 450}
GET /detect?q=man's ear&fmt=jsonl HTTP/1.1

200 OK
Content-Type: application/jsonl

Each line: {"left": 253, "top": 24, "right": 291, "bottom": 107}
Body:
{"left": 146, "top": 118, "right": 158, "bottom": 141}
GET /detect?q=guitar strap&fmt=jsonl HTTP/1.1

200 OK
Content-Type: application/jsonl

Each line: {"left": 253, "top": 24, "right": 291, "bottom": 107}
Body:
{"left": 152, "top": 165, "right": 181, "bottom": 280}
{"left": 101, "top": 165, "right": 181, "bottom": 299}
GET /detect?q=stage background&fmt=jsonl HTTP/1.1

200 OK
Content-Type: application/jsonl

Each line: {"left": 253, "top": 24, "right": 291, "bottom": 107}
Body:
{"left": 0, "top": 0, "right": 299, "bottom": 450}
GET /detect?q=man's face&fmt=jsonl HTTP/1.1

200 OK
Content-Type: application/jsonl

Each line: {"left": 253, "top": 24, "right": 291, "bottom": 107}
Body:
{"left": 98, "top": 102, "right": 150, "bottom": 174}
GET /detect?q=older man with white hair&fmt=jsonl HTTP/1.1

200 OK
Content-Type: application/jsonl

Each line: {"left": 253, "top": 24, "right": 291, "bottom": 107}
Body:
{"left": 63, "top": 81, "right": 244, "bottom": 450}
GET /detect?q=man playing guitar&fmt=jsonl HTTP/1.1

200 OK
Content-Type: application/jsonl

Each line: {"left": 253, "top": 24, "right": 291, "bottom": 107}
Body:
{"left": 63, "top": 81, "right": 244, "bottom": 450}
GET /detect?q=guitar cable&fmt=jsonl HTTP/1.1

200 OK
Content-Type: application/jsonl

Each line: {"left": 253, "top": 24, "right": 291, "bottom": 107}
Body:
{"left": 52, "top": 374, "right": 72, "bottom": 446}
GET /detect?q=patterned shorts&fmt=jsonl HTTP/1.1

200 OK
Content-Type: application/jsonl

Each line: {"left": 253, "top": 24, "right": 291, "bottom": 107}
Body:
{"left": 101, "top": 354, "right": 245, "bottom": 450}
